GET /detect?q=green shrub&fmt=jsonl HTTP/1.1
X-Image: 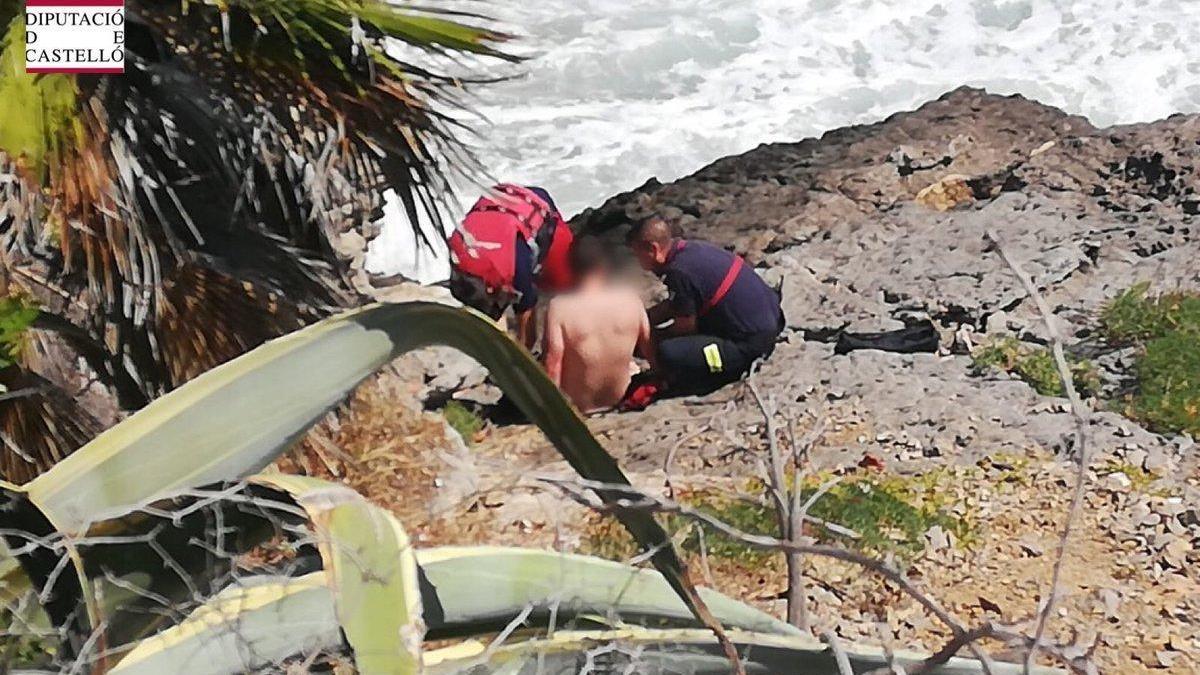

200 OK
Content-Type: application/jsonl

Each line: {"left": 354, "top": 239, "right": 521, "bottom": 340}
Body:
{"left": 1128, "top": 331, "right": 1200, "bottom": 436}
{"left": 0, "top": 628, "right": 56, "bottom": 668}
{"left": 1098, "top": 459, "right": 1159, "bottom": 493}
{"left": 0, "top": 295, "right": 38, "bottom": 368}
{"left": 1101, "top": 284, "right": 1200, "bottom": 436}
{"left": 1101, "top": 282, "right": 1200, "bottom": 344}
{"left": 443, "top": 400, "right": 485, "bottom": 445}
{"left": 585, "top": 472, "right": 971, "bottom": 566}
{"left": 971, "top": 337, "right": 1099, "bottom": 398}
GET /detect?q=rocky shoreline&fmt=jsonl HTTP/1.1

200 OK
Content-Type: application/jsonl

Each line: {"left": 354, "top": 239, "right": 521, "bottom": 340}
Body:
{"left": 377, "top": 87, "right": 1198, "bottom": 672}
{"left": 564, "top": 86, "right": 1197, "bottom": 473}
{"left": 367, "top": 86, "right": 1200, "bottom": 667}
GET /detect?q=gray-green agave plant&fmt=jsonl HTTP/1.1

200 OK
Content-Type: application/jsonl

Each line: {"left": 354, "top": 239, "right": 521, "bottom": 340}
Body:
{"left": 0, "top": 303, "right": 1053, "bottom": 674}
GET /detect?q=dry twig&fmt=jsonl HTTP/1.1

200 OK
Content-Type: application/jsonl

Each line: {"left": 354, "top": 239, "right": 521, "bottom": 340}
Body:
{"left": 746, "top": 372, "right": 829, "bottom": 632}
{"left": 985, "top": 230, "right": 1092, "bottom": 674}
{"left": 822, "top": 630, "right": 855, "bottom": 675}
{"left": 545, "top": 477, "right": 1092, "bottom": 674}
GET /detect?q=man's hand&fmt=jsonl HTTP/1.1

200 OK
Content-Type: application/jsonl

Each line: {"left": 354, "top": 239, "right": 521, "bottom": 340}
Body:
{"left": 647, "top": 300, "right": 697, "bottom": 339}
{"left": 666, "top": 314, "right": 697, "bottom": 337}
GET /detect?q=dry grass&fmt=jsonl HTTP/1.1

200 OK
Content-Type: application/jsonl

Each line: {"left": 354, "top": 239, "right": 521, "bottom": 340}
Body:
{"left": 277, "top": 368, "right": 453, "bottom": 535}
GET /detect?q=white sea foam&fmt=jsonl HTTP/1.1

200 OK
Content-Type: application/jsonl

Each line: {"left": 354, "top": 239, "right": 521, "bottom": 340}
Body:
{"left": 367, "top": 0, "right": 1200, "bottom": 277}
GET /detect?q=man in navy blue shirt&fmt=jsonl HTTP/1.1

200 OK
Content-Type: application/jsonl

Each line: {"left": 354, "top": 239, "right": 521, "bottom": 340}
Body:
{"left": 626, "top": 217, "right": 784, "bottom": 402}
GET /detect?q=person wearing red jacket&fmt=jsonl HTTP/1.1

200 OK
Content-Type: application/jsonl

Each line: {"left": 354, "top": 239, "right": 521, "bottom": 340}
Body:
{"left": 447, "top": 184, "right": 574, "bottom": 349}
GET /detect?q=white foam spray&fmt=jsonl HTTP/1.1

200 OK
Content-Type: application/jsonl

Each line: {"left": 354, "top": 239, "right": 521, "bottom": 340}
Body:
{"left": 368, "top": 0, "right": 1200, "bottom": 278}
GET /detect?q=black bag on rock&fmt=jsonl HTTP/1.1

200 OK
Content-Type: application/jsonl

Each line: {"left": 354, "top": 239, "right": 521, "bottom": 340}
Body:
{"left": 834, "top": 320, "right": 940, "bottom": 355}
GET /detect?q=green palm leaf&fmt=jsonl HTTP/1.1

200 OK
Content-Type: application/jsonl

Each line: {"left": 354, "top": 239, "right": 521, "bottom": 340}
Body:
{"left": 0, "top": 14, "right": 78, "bottom": 177}
{"left": 0, "top": 0, "right": 513, "bottom": 471}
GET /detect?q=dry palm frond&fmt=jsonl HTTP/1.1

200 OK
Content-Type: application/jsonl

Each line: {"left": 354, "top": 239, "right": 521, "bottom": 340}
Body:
{"left": 0, "top": 367, "right": 103, "bottom": 483}
{"left": 0, "top": 0, "right": 512, "bottom": 474}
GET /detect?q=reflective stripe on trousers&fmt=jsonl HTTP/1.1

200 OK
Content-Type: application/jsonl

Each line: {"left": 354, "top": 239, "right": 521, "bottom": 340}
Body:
{"left": 703, "top": 343, "right": 723, "bottom": 373}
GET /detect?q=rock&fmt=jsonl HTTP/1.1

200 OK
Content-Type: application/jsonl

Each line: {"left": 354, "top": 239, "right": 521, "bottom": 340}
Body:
{"left": 925, "top": 525, "right": 951, "bottom": 551}
{"left": 1157, "top": 650, "right": 1181, "bottom": 669}
{"left": 1107, "top": 472, "right": 1132, "bottom": 489}
{"left": 1143, "top": 450, "right": 1171, "bottom": 474}
{"left": 915, "top": 174, "right": 974, "bottom": 211}
{"left": 1161, "top": 539, "right": 1190, "bottom": 569}
{"left": 1126, "top": 448, "right": 1149, "bottom": 471}
{"left": 985, "top": 310, "right": 1016, "bottom": 335}
{"left": 1018, "top": 536, "right": 1045, "bottom": 558}
{"left": 1097, "top": 588, "right": 1121, "bottom": 620}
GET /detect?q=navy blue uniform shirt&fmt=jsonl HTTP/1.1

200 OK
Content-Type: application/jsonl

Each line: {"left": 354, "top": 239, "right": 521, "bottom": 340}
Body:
{"left": 513, "top": 236, "right": 537, "bottom": 312}
{"left": 662, "top": 240, "right": 783, "bottom": 340}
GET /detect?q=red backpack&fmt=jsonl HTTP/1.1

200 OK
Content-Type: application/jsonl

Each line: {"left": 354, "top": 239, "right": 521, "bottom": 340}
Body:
{"left": 448, "top": 184, "right": 572, "bottom": 293}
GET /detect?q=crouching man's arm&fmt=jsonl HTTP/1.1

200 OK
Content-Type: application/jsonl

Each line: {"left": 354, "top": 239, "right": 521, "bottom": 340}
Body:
{"left": 649, "top": 269, "right": 699, "bottom": 339}
{"left": 541, "top": 304, "right": 565, "bottom": 387}
{"left": 646, "top": 301, "right": 697, "bottom": 339}
{"left": 646, "top": 300, "right": 674, "bottom": 327}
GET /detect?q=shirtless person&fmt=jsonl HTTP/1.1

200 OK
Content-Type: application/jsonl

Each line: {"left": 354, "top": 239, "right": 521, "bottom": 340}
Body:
{"left": 542, "top": 236, "right": 652, "bottom": 414}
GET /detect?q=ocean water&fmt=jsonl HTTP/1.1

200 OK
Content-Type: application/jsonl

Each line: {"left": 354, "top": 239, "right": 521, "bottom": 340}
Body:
{"left": 367, "top": 0, "right": 1200, "bottom": 280}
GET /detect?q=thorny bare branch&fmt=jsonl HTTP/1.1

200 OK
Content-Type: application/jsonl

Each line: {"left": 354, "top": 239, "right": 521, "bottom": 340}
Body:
{"left": 545, "top": 476, "right": 1093, "bottom": 674}
{"left": 0, "top": 484, "right": 336, "bottom": 671}
{"left": 746, "top": 371, "right": 829, "bottom": 632}
{"left": 985, "top": 230, "right": 1093, "bottom": 675}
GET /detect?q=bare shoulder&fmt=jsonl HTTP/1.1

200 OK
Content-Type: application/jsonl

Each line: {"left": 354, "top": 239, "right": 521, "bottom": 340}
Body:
{"left": 617, "top": 286, "right": 644, "bottom": 307}
{"left": 613, "top": 287, "right": 647, "bottom": 318}
{"left": 546, "top": 293, "right": 577, "bottom": 319}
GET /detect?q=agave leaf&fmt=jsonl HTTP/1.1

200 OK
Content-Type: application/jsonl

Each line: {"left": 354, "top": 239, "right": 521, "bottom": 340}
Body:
{"left": 21, "top": 302, "right": 428, "bottom": 533}
{"left": 19, "top": 302, "right": 698, "bottom": 637}
{"left": 108, "top": 574, "right": 340, "bottom": 675}
{"left": 251, "top": 474, "right": 422, "bottom": 674}
{"left": 416, "top": 547, "right": 798, "bottom": 639}
{"left": 423, "top": 628, "right": 1063, "bottom": 675}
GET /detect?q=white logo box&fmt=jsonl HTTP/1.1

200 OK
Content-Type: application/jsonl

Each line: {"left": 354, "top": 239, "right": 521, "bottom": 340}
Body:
{"left": 24, "top": 0, "right": 125, "bottom": 74}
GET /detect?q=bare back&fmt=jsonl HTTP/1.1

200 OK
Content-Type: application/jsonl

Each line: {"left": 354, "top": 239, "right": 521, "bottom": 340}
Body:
{"left": 543, "top": 284, "right": 648, "bottom": 414}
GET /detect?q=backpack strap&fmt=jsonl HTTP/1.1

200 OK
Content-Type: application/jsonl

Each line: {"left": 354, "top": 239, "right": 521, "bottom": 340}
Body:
{"left": 492, "top": 184, "right": 556, "bottom": 271}
{"left": 495, "top": 184, "right": 551, "bottom": 233}
{"left": 699, "top": 254, "right": 744, "bottom": 317}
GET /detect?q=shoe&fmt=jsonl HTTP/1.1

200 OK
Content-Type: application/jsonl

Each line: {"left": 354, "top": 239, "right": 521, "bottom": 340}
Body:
{"left": 619, "top": 380, "right": 663, "bottom": 412}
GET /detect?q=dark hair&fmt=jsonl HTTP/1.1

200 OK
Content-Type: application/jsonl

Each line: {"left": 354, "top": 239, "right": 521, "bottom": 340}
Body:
{"left": 626, "top": 215, "right": 678, "bottom": 245}
{"left": 568, "top": 235, "right": 611, "bottom": 277}
{"left": 449, "top": 268, "right": 509, "bottom": 319}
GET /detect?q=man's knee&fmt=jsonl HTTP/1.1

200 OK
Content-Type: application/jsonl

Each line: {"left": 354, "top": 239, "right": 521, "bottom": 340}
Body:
{"left": 658, "top": 336, "right": 736, "bottom": 378}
